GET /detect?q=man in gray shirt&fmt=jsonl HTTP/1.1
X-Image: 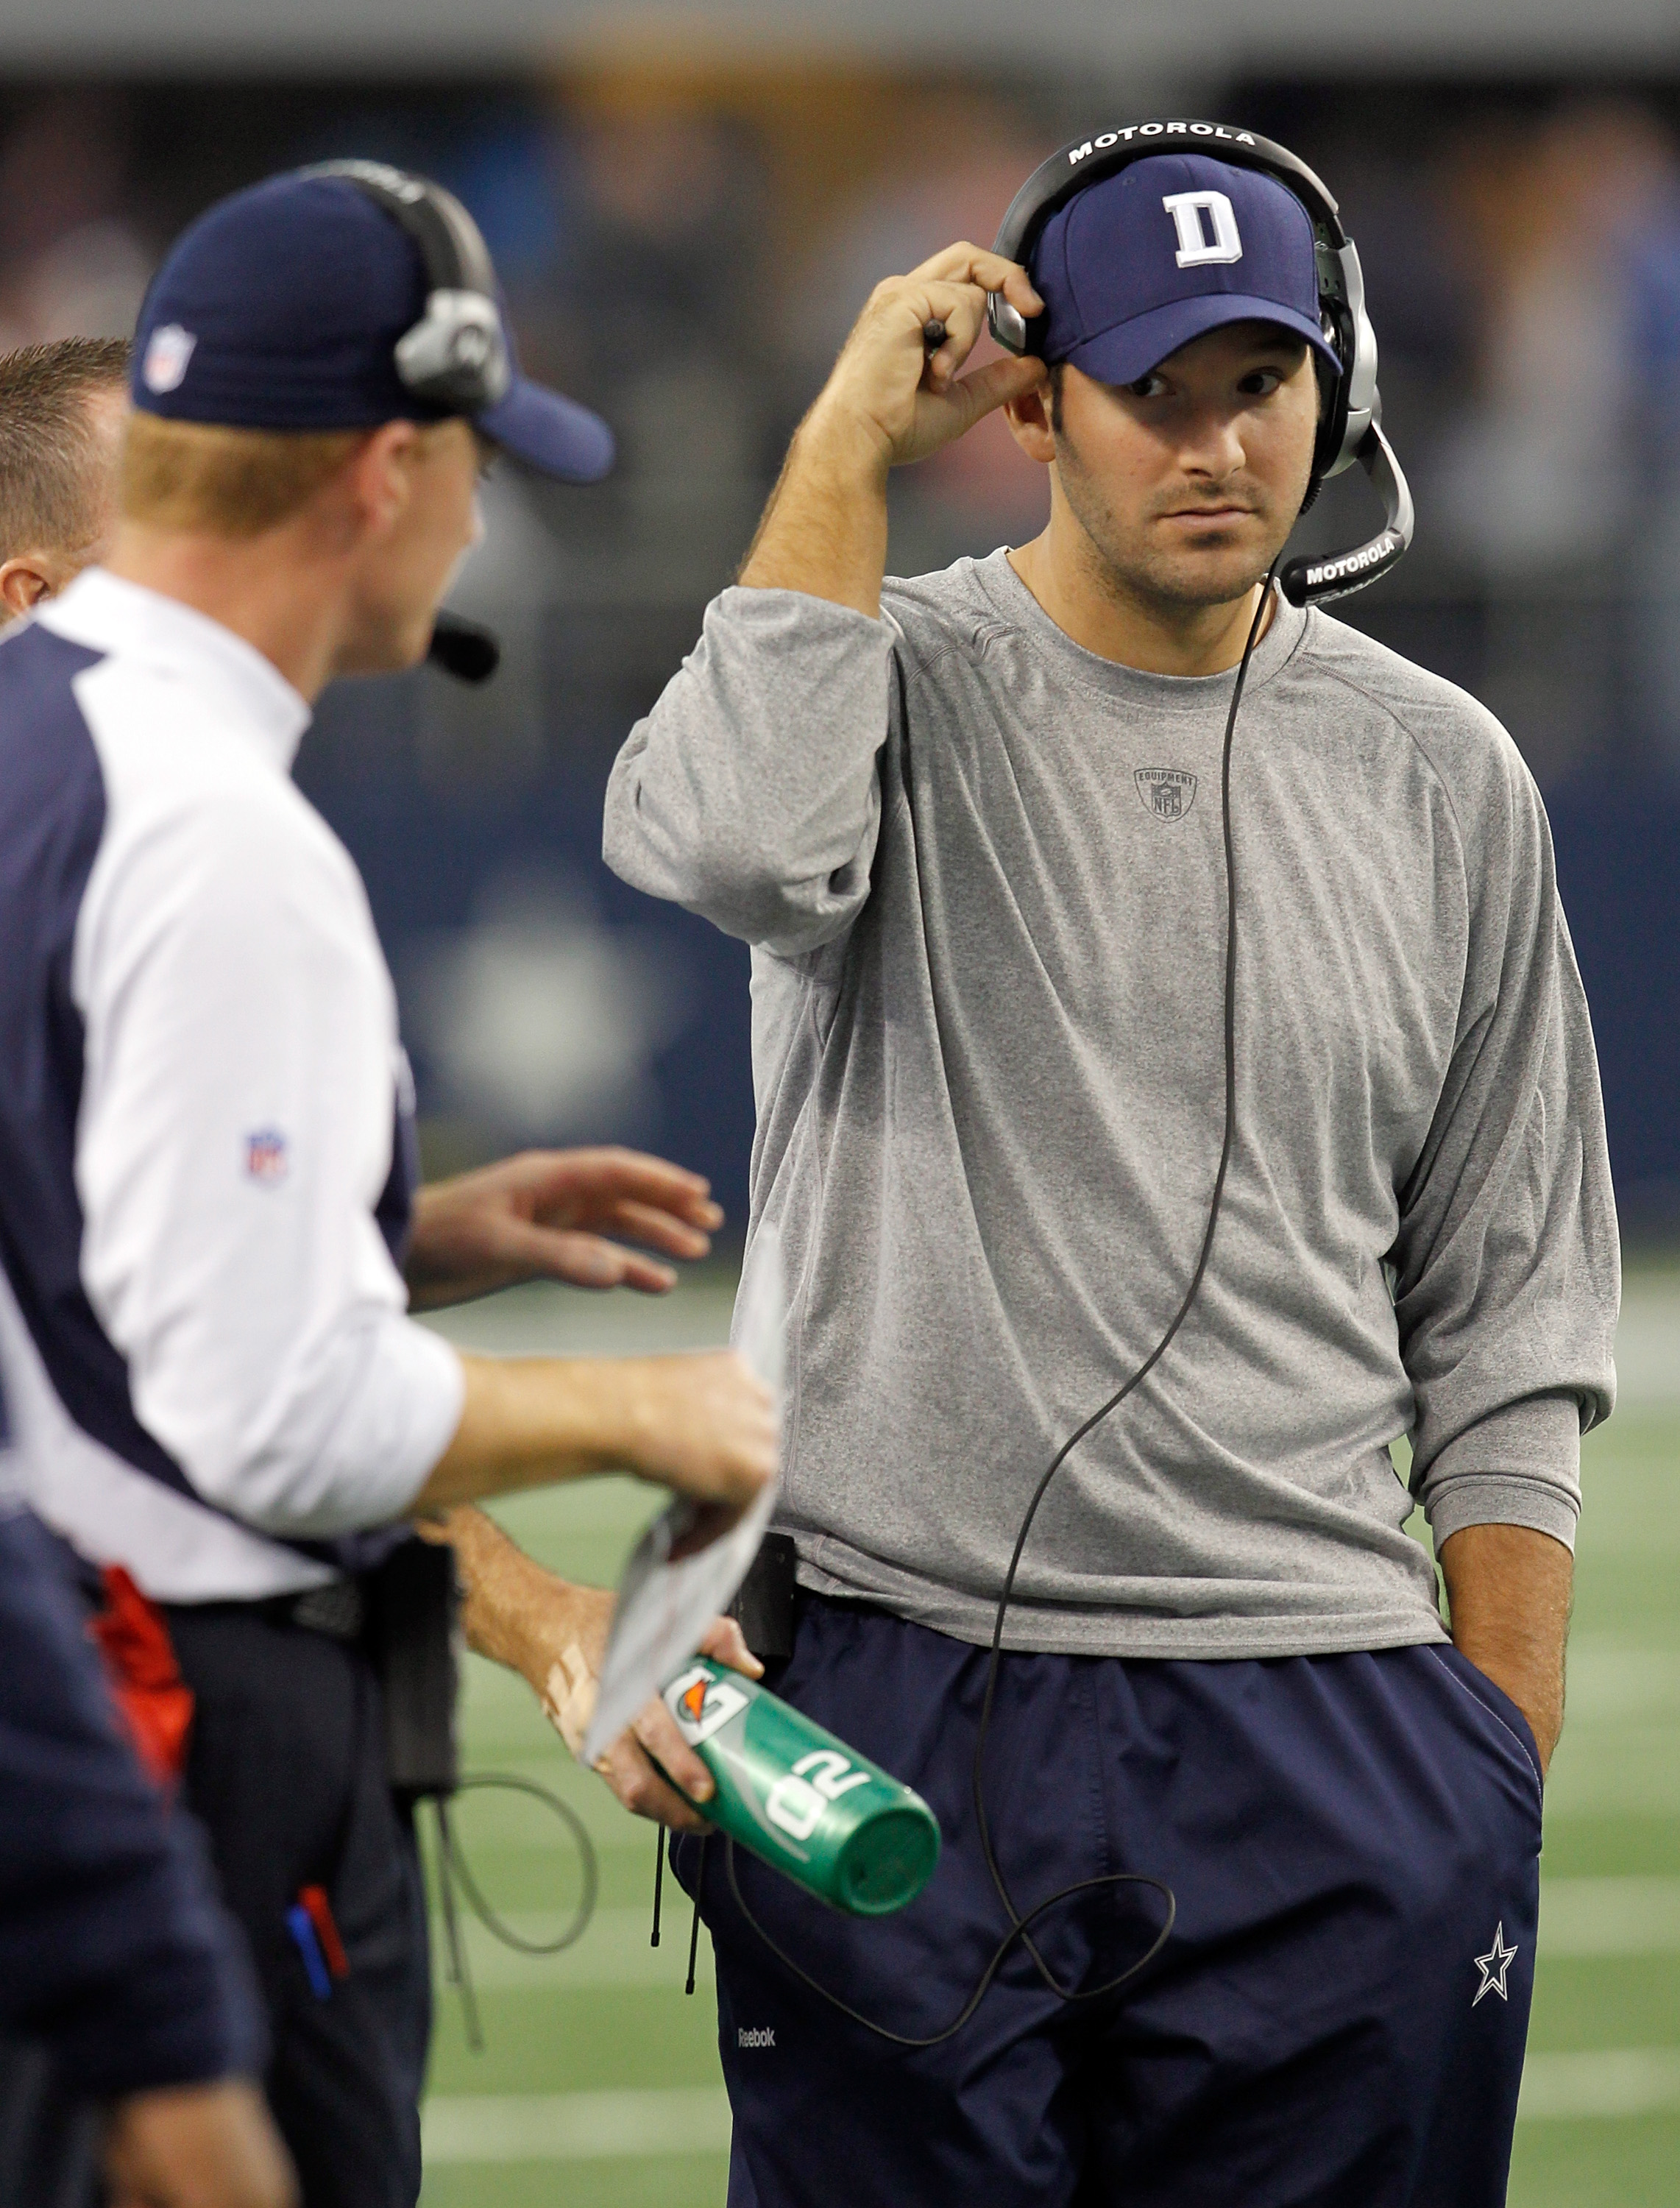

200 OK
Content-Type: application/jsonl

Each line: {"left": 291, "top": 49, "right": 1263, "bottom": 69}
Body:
{"left": 604, "top": 134, "right": 1618, "bottom": 2207}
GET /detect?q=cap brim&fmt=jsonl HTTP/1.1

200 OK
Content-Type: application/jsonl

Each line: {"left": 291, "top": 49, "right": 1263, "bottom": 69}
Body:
{"left": 1061, "top": 295, "right": 1340, "bottom": 389}
{"left": 478, "top": 374, "right": 615, "bottom": 483}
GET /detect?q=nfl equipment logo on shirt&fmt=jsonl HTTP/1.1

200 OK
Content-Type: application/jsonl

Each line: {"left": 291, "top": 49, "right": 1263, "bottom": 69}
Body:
{"left": 1136, "top": 768, "right": 1197, "bottom": 821}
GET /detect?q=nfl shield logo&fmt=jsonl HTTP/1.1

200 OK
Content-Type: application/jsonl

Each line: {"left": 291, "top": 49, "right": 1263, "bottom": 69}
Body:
{"left": 1135, "top": 768, "right": 1197, "bottom": 821}
{"left": 142, "top": 323, "right": 198, "bottom": 395}
{"left": 244, "top": 1129, "right": 289, "bottom": 1186}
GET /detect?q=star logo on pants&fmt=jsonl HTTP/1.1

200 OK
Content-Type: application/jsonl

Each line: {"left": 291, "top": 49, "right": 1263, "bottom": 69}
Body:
{"left": 1472, "top": 1922, "right": 1519, "bottom": 2006}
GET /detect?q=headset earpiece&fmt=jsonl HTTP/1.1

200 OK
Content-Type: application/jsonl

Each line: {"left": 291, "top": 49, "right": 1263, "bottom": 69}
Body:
{"left": 306, "top": 160, "right": 511, "bottom": 414}
{"left": 988, "top": 121, "right": 1410, "bottom": 605}
{"left": 392, "top": 291, "right": 508, "bottom": 410}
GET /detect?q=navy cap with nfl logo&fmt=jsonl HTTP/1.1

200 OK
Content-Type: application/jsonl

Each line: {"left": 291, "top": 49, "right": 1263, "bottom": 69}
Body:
{"left": 132, "top": 165, "right": 614, "bottom": 484}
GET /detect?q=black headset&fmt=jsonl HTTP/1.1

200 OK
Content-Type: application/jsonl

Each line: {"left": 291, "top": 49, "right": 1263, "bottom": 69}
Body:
{"left": 306, "top": 158, "right": 512, "bottom": 415}
{"left": 988, "top": 121, "right": 1414, "bottom": 607}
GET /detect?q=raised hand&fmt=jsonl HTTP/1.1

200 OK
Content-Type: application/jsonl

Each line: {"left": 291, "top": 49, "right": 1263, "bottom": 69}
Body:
{"left": 740, "top": 241, "right": 1045, "bottom": 616}
{"left": 405, "top": 1145, "right": 724, "bottom": 1309}
{"left": 811, "top": 242, "right": 1046, "bottom": 472}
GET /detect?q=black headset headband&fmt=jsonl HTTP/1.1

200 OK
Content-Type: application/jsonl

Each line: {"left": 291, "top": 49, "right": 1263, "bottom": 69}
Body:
{"left": 993, "top": 124, "right": 1346, "bottom": 270}
{"left": 322, "top": 160, "right": 499, "bottom": 298}
{"left": 305, "top": 159, "right": 512, "bottom": 415}
{"left": 988, "top": 121, "right": 1414, "bottom": 607}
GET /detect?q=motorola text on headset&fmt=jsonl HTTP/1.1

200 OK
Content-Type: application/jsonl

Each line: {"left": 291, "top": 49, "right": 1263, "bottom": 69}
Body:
{"left": 711, "top": 122, "right": 1419, "bottom": 2047}
{"left": 988, "top": 119, "right": 1414, "bottom": 609}
{"left": 307, "top": 159, "right": 506, "bottom": 687}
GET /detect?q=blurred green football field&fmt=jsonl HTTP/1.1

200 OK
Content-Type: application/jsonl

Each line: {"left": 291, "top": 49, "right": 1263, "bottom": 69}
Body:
{"left": 414, "top": 1263, "right": 1680, "bottom": 2208}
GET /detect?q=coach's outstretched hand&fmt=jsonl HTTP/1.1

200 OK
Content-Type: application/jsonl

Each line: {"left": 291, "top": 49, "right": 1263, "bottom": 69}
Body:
{"left": 740, "top": 243, "right": 1044, "bottom": 618}
{"left": 420, "top": 1507, "right": 762, "bottom": 1831}
{"left": 414, "top": 1345, "right": 775, "bottom": 1520}
{"left": 405, "top": 1146, "right": 725, "bottom": 1309}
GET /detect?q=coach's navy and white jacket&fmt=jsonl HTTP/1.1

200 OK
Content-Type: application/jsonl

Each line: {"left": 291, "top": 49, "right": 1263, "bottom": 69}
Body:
{"left": 0, "top": 569, "right": 464, "bottom": 1601}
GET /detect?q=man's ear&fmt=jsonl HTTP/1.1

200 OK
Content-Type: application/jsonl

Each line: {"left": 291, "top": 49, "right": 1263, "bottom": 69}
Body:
{"left": 0, "top": 554, "right": 58, "bottom": 621}
{"left": 341, "top": 422, "right": 420, "bottom": 541}
{"left": 1003, "top": 378, "right": 1057, "bottom": 466}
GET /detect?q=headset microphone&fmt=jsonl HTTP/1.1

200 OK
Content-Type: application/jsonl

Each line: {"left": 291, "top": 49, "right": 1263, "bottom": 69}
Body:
{"left": 987, "top": 121, "right": 1414, "bottom": 607}
{"left": 308, "top": 163, "right": 514, "bottom": 689}
{"left": 427, "top": 611, "right": 500, "bottom": 685}
{"left": 1277, "top": 420, "right": 1412, "bottom": 606}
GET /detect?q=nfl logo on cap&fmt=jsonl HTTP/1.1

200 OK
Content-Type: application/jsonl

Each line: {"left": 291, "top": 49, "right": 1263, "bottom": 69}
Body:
{"left": 142, "top": 324, "right": 198, "bottom": 395}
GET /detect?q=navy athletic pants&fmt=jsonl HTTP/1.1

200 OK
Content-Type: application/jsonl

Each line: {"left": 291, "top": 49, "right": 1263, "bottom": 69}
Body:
{"left": 166, "top": 1606, "right": 430, "bottom": 2208}
{"left": 676, "top": 1595, "right": 1542, "bottom": 2208}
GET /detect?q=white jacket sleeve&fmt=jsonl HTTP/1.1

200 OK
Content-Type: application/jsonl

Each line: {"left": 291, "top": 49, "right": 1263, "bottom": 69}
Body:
{"left": 72, "top": 782, "right": 463, "bottom": 1539}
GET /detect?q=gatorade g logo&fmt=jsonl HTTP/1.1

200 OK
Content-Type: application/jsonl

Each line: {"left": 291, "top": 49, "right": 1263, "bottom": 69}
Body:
{"left": 664, "top": 1664, "right": 749, "bottom": 1748}
{"left": 765, "top": 1749, "right": 871, "bottom": 1844}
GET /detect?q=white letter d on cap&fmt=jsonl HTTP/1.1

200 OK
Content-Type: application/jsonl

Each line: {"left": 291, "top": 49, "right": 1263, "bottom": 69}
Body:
{"left": 1163, "top": 191, "right": 1243, "bottom": 268}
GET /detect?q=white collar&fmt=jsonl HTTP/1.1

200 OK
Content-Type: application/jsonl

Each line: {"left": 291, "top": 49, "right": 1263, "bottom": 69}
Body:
{"left": 40, "top": 568, "right": 313, "bottom": 774}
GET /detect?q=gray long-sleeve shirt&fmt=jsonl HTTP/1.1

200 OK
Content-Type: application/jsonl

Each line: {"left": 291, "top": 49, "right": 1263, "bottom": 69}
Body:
{"left": 604, "top": 551, "right": 1620, "bottom": 1658}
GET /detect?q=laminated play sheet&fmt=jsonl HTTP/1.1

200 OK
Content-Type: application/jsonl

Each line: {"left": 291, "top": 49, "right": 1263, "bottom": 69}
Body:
{"left": 581, "top": 1226, "right": 784, "bottom": 1765}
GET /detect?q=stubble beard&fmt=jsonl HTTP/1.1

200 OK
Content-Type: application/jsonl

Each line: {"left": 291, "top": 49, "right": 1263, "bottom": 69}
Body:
{"left": 1053, "top": 430, "right": 1295, "bottom": 619}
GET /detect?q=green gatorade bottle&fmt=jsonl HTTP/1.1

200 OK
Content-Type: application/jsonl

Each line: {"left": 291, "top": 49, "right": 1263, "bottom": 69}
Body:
{"left": 661, "top": 1658, "right": 940, "bottom": 1917}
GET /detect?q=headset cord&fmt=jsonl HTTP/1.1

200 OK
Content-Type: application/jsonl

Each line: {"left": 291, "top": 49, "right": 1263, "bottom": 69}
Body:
{"left": 431, "top": 1772, "right": 600, "bottom": 2051}
{"left": 723, "top": 562, "right": 1281, "bottom": 2045}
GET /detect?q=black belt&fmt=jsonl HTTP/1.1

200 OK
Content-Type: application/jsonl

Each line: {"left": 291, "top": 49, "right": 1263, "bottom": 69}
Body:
{"left": 254, "top": 1579, "right": 366, "bottom": 1642}
{"left": 165, "top": 1547, "right": 460, "bottom": 1802}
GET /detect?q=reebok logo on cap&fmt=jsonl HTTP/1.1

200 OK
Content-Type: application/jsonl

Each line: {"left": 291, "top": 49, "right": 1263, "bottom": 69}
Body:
{"left": 141, "top": 324, "right": 198, "bottom": 394}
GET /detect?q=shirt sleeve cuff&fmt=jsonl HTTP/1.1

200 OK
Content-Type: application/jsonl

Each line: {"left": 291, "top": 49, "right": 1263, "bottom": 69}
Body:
{"left": 1419, "top": 1393, "right": 1582, "bottom": 1551}
{"left": 1425, "top": 1473, "right": 1581, "bottom": 1551}
{"left": 350, "top": 1318, "right": 465, "bottom": 1525}
{"left": 255, "top": 1318, "right": 464, "bottom": 1537}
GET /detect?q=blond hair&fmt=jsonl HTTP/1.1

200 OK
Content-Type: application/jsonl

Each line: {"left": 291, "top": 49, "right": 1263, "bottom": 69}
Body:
{"left": 119, "top": 412, "right": 369, "bottom": 538}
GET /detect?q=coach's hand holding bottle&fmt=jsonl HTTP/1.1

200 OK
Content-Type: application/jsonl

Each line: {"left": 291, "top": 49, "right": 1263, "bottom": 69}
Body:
{"left": 416, "top": 1503, "right": 763, "bottom": 1833}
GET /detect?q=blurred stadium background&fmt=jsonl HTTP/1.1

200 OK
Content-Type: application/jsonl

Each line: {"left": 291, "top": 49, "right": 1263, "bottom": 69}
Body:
{"left": 0, "top": 0, "right": 1675, "bottom": 2198}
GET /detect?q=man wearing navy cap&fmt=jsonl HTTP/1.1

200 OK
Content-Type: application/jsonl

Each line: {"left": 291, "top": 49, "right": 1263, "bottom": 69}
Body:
{"left": 604, "top": 146, "right": 1617, "bottom": 2203}
{"left": 0, "top": 165, "right": 776, "bottom": 2208}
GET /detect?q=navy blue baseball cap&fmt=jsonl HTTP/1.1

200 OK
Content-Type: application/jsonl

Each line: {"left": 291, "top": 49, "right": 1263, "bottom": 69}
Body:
{"left": 132, "top": 170, "right": 614, "bottom": 482}
{"left": 1032, "top": 153, "right": 1341, "bottom": 389}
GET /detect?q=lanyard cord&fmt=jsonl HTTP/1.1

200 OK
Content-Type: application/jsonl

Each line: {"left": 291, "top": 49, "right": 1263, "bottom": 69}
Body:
{"left": 722, "top": 565, "right": 1282, "bottom": 2045}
